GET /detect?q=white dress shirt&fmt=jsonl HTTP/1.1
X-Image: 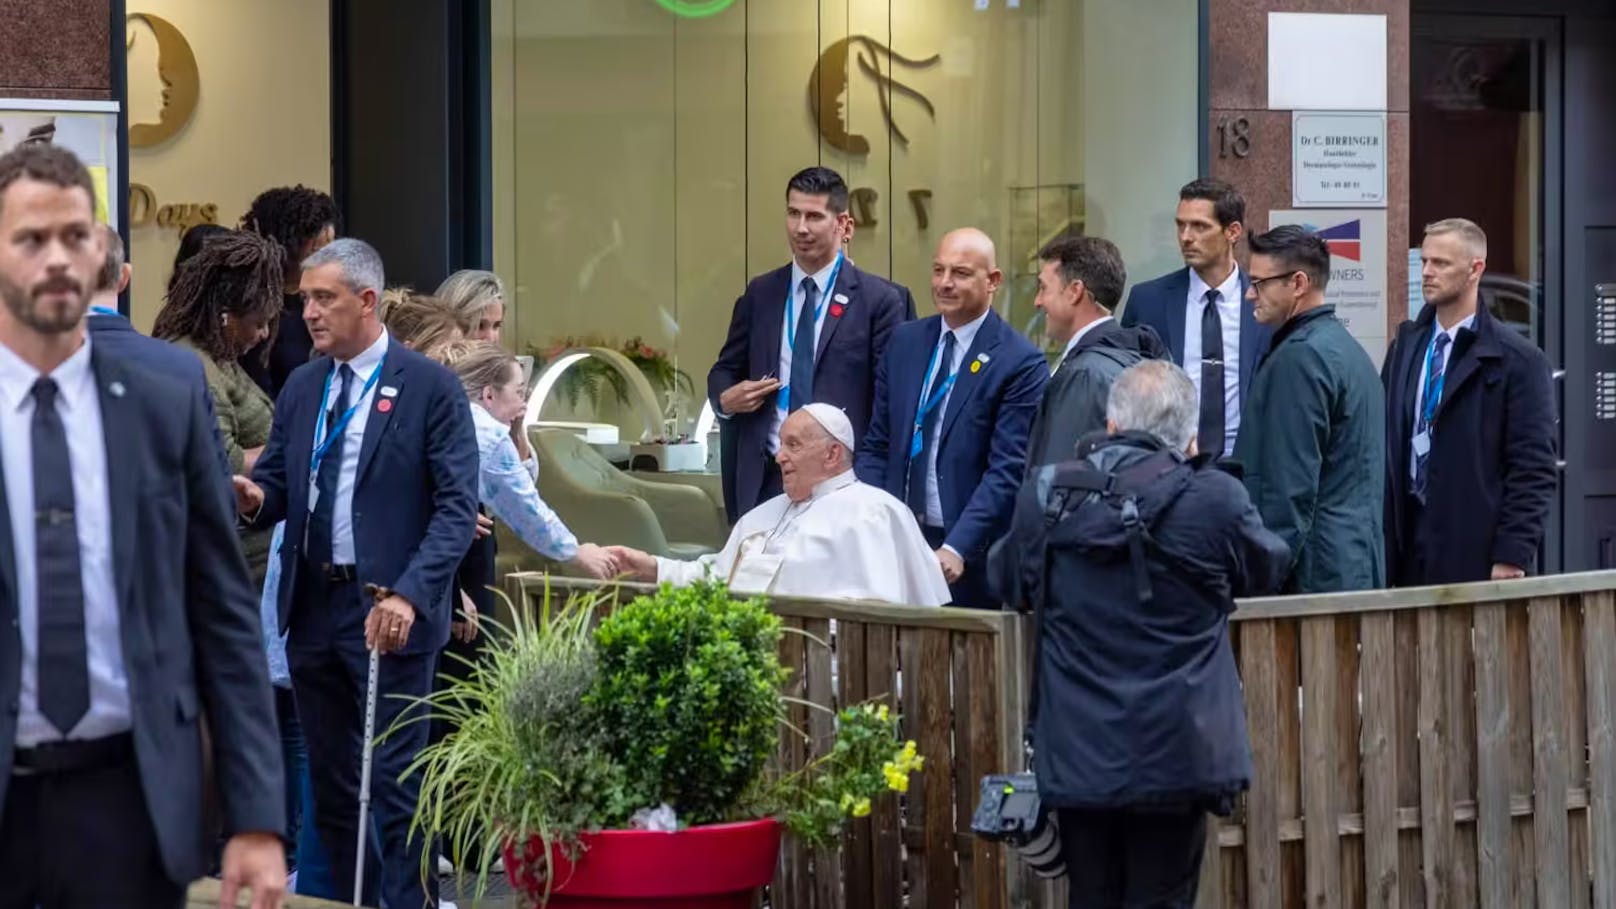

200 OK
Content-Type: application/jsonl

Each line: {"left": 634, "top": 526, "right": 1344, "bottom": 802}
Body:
{"left": 1183, "top": 267, "right": 1244, "bottom": 455}
{"left": 1057, "top": 315, "right": 1115, "bottom": 369}
{"left": 918, "top": 309, "right": 990, "bottom": 533}
{"left": 319, "top": 329, "right": 390, "bottom": 565}
{"left": 1409, "top": 312, "right": 1475, "bottom": 482}
{"left": 769, "top": 256, "right": 841, "bottom": 454}
{"left": 0, "top": 335, "right": 131, "bottom": 746}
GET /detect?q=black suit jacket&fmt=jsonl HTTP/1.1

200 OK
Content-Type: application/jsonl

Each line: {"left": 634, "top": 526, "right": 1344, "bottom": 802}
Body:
{"left": 251, "top": 337, "right": 480, "bottom": 654}
{"left": 0, "top": 342, "right": 283, "bottom": 885}
{"left": 1121, "top": 266, "right": 1270, "bottom": 404}
{"left": 707, "top": 261, "right": 913, "bottom": 520}
{"left": 1381, "top": 303, "right": 1557, "bottom": 584}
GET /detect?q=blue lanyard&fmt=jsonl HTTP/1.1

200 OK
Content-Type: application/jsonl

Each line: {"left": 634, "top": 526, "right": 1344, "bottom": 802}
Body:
{"left": 88, "top": 305, "right": 121, "bottom": 318}
{"left": 1420, "top": 332, "right": 1447, "bottom": 426}
{"left": 309, "top": 354, "right": 386, "bottom": 477}
{"left": 780, "top": 251, "right": 846, "bottom": 353}
{"left": 909, "top": 336, "right": 959, "bottom": 458}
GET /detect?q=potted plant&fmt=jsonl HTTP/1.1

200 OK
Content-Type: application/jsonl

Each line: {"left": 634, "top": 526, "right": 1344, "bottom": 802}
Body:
{"left": 529, "top": 335, "right": 696, "bottom": 425}
{"left": 405, "top": 579, "right": 921, "bottom": 907}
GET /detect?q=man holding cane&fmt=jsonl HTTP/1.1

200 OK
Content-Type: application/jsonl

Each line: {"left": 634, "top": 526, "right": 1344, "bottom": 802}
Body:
{"left": 237, "top": 238, "right": 479, "bottom": 908}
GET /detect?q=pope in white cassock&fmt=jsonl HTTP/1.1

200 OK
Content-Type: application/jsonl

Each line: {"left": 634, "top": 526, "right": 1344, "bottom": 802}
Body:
{"left": 608, "top": 403, "right": 951, "bottom": 606}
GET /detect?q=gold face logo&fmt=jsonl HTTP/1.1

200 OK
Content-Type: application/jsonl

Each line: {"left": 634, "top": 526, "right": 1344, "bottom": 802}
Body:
{"left": 808, "top": 36, "right": 939, "bottom": 156}
{"left": 125, "top": 13, "right": 200, "bottom": 148}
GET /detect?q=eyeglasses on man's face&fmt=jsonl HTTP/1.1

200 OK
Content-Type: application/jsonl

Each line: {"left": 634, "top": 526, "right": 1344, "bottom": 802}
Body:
{"left": 1248, "top": 271, "right": 1300, "bottom": 291}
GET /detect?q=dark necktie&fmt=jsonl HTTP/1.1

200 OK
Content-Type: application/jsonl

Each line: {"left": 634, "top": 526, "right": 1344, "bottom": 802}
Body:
{"left": 1412, "top": 332, "right": 1451, "bottom": 501}
{"left": 307, "top": 363, "right": 353, "bottom": 565}
{"left": 31, "top": 377, "right": 89, "bottom": 736}
{"left": 1198, "top": 290, "right": 1227, "bottom": 458}
{"left": 906, "top": 331, "right": 957, "bottom": 518}
{"left": 789, "top": 277, "right": 818, "bottom": 412}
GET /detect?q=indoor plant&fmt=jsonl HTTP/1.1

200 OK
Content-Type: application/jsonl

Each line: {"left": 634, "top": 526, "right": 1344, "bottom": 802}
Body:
{"left": 404, "top": 578, "right": 921, "bottom": 907}
{"left": 528, "top": 335, "right": 696, "bottom": 418}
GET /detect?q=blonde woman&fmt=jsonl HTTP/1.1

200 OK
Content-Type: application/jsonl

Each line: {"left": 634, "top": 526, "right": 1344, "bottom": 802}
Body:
{"left": 434, "top": 340, "right": 616, "bottom": 579}
{"left": 435, "top": 268, "right": 504, "bottom": 342}
{"left": 379, "top": 289, "right": 463, "bottom": 357}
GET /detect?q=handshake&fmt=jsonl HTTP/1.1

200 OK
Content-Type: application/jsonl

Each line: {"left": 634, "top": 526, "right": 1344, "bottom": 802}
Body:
{"left": 576, "top": 545, "right": 658, "bottom": 583}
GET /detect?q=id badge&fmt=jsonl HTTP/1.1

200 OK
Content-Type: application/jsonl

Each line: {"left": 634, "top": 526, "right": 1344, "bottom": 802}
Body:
{"left": 1412, "top": 431, "right": 1431, "bottom": 457}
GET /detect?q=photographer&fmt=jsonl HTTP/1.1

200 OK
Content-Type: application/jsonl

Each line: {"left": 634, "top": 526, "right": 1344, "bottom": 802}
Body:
{"left": 992, "top": 360, "right": 1288, "bottom": 907}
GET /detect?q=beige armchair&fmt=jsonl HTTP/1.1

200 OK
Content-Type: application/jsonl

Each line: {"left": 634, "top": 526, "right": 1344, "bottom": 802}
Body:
{"left": 495, "top": 430, "right": 724, "bottom": 579}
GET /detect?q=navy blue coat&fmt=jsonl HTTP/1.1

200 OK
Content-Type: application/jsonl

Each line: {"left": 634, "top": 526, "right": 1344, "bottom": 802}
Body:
{"left": 855, "top": 310, "right": 1047, "bottom": 595}
{"left": 250, "top": 337, "right": 480, "bottom": 654}
{"left": 1121, "top": 266, "right": 1271, "bottom": 406}
{"left": 992, "top": 434, "right": 1289, "bottom": 812}
{"left": 1382, "top": 303, "right": 1557, "bottom": 584}
{"left": 707, "top": 261, "right": 913, "bottom": 521}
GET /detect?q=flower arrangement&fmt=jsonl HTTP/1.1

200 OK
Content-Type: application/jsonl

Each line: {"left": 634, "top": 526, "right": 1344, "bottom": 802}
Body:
{"left": 527, "top": 334, "right": 696, "bottom": 416}
{"left": 403, "top": 578, "right": 921, "bottom": 905}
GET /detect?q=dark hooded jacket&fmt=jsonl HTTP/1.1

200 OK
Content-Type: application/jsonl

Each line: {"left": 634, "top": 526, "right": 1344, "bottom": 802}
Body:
{"left": 1024, "top": 320, "right": 1171, "bottom": 471}
{"left": 991, "top": 432, "right": 1289, "bottom": 813}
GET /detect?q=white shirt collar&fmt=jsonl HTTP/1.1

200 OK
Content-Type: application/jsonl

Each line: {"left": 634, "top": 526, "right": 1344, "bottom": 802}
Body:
{"left": 337, "top": 327, "right": 390, "bottom": 377}
{"left": 941, "top": 307, "right": 991, "bottom": 353}
{"left": 1432, "top": 311, "right": 1476, "bottom": 342}
{"left": 810, "top": 469, "right": 857, "bottom": 500}
{"left": 1059, "top": 315, "right": 1114, "bottom": 362}
{"left": 0, "top": 332, "right": 94, "bottom": 414}
{"left": 1188, "top": 264, "right": 1243, "bottom": 307}
{"left": 789, "top": 255, "right": 841, "bottom": 296}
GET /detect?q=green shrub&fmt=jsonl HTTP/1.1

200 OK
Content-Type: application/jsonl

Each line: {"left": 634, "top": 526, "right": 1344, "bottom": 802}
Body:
{"left": 587, "top": 578, "right": 787, "bottom": 826}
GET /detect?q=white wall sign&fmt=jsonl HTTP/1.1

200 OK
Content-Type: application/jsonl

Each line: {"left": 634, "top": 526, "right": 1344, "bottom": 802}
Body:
{"left": 1270, "top": 209, "right": 1390, "bottom": 366}
{"left": 1268, "top": 13, "right": 1387, "bottom": 111}
{"left": 1292, "top": 111, "right": 1386, "bottom": 207}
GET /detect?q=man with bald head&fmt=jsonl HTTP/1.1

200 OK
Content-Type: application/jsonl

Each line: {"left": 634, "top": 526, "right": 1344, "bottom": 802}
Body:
{"left": 608, "top": 404, "right": 949, "bottom": 606}
{"left": 856, "top": 228, "right": 1047, "bottom": 608}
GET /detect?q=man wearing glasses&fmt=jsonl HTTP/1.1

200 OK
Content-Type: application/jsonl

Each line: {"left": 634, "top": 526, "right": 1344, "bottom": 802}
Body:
{"left": 1234, "top": 225, "right": 1385, "bottom": 594}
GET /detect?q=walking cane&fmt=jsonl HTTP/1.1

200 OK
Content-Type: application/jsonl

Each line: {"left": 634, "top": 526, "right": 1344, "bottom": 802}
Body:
{"left": 354, "top": 645, "right": 380, "bottom": 907}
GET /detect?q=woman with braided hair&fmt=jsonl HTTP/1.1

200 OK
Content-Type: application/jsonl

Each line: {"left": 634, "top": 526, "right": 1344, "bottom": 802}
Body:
{"left": 153, "top": 228, "right": 285, "bottom": 582}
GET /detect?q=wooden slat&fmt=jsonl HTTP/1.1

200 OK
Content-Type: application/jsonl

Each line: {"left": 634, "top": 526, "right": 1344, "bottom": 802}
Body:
{"left": 804, "top": 617, "right": 840, "bottom": 909}
{"left": 1562, "top": 596, "right": 1592, "bottom": 909}
{"left": 1275, "top": 620, "right": 1306, "bottom": 907}
{"left": 1196, "top": 815, "right": 1224, "bottom": 908}
{"left": 1360, "top": 611, "right": 1401, "bottom": 907}
{"left": 1449, "top": 605, "right": 1480, "bottom": 908}
{"left": 1394, "top": 611, "right": 1424, "bottom": 908}
{"left": 776, "top": 617, "right": 810, "bottom": 909}
{"left": 865, "top": 624, "right": 902, "bottom": 909}
{"left": 1508, "top": 605, "right": 1538, "bottom": 908}
{"left": 1240, "top": 620, "right": 1283, "bottom": 909}
{"left": 840, "top": 621, "right": 873, "bottom": 909}
{"left": 898, "top": 628, "right": 927, "bottom": 909}
{"left": 1418, "top": 606, "right": 1454, "bottom": 906}
{"left": 1530, "top": 597, "right": 1571, "bottom": 906}
{"left": 1229, "top": 570, "right": 1616, "bottom": 621}
{"left": 1584, "top": 590, "right": 1616, "bottom": 909}
{"left": 1301, "top": 616, "right": 1342, "bottom": 909}
{"left": 950, "top": 631, "right": 978, "bottom": 909}
{"left": 917, "top": 629, "right": 957, "bottom": 907}
{"left": 1337, "top": 615, "right": 1365, "bottom": 909}
{"left": 968, "top": 633, "right": 1006, "bottom": 909}
{"left": 1474, "top": 602, "right": 1514, "bottom": 909}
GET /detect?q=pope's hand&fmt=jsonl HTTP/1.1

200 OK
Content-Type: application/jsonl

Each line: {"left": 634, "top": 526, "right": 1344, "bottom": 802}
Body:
{"left": 218, "top": 830, "right": 286, "bottom": 909}
{"left": 936, "top": 548, "right": 964, "bottom": 584}
{"left": 232, "top": 475, "right": 264, "bottom": 515}
{"left": 604, "top": 545, "right": 657, "bottom": 581}
{"left": 718, "top": 378, "right": 781, "bottom": 416}
{"left": 365, "top": 594, "right": 416, "bottom": 654}
{"left": 571, "top": 543, "right": 619, "bottom": 580}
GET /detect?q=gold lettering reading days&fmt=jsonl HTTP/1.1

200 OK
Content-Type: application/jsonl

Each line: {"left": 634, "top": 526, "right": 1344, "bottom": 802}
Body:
{"left": 129, "top": 182, "right": 218, "bottom": 233}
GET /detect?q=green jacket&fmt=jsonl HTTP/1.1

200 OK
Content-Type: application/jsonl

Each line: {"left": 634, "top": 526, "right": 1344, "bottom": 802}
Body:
{"left": 1233, "top": 306, "right": 1385, "bottom": 593}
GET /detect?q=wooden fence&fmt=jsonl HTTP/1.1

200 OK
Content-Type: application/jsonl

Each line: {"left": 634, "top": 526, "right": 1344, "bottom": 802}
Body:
{"left": 513, "top": 570, "right": 1616, "bottom": 909}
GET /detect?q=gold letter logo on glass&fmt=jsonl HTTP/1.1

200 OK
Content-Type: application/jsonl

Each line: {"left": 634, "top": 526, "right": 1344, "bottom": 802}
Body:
{"left": 808, "top": 36, "right": 939, "bottom": 156}
{"left": 125, "top": 13, "right": 199, "bottom": 149}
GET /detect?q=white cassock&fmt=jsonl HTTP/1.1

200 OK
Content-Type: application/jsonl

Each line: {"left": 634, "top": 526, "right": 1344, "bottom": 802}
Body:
{"left": 656, "top": 470, "right": 951, "bottom": 606}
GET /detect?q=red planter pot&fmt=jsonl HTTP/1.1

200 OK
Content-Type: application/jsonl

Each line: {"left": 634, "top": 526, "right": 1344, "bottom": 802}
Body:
{"left": 502, "top": 817, "right": 783, "bottom": 908}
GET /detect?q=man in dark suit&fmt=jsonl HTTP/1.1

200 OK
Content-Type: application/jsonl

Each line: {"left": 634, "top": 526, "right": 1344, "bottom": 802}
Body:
{"left": 1026, "top": 235, "right": 1169, "bottom": 469}
{"left": 1383, "top": 218, "right": 1557, "bottom": 586}
{"left": 239, "top": 238, "right": 479, "bottom": 908}
{"left": 856, "top": 228, "right": 1047, "bottom": 607}
{"left": 708, "top": 166, "right": 913, "bottom": 522}
{"left": 1121, "top": 179, "right": 1271, "bottom": 459}
{"left": 0, "top": 144, "right": 286, "bottom": 907}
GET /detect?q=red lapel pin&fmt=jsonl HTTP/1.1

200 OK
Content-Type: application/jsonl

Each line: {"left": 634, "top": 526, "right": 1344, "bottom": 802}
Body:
{"left": 377, "top": 398, "right": 393, "bottom": 413}
{"left": 829, "top": 304, "right": 845, "bottom": 318}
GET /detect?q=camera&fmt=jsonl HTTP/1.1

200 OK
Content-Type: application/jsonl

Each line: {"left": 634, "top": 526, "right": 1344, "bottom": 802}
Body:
{"left": 970, "top": 772, "right": 1066, "bottom": 879}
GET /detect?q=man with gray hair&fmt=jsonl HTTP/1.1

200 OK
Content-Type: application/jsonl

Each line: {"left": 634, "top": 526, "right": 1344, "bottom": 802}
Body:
{"left": 237, "top": 237, "right": 480, "bottom": 907}
{"left": 991, "top": 360, "right": 1288, "bottom": 907}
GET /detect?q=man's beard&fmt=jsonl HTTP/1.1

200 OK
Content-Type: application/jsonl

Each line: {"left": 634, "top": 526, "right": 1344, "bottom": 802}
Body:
{"left": 0, "top": 273, "right": 87, "bottom": 335}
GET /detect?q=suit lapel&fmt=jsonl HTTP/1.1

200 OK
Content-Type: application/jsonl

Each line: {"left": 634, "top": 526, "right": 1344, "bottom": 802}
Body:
{"left": 91, "top": 348, "right": 139, "bottom": 609}
{"left": 1434, "top": 327, "right": 1497, "bottom": 424}
{"left": 0, "top": 450, "right": 14, "bottom": 621}
{"left": 756, "top": 267, "right": 790, "bottom": 378}
{"left": 814, "top": 261, "right": 860, "bottom": 364}
{"left": 355, "top": 355, "right": 407, "bottom": 487}
{"left": 895, "top": 318, "right": 941, "bottom": 456}
{"left": 1164, "top": 268, "right": 1190, "bottom": 366}
{"left": 940, "top": 311, "right": 1002, "bottom": 444}
{"left": 1236, "top": 269, "right": 1261, "bottom": 395}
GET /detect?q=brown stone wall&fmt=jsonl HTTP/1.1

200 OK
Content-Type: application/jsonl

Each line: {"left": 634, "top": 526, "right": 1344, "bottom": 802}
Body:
{"left": 1207, "top": 0, "right": 1412, "bottom": 330}
{"left": 0, "top": 0, "right": 114, "bottom": 100}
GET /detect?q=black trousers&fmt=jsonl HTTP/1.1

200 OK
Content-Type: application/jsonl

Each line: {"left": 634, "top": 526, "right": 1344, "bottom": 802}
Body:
{"left": 0, "top": 750, "right": 184, "bottom": 909}
{"left": 1057, "top": 806, "right": 1207, "bottom": 909}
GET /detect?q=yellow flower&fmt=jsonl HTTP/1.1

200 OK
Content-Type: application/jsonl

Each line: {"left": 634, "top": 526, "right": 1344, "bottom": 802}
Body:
{"left": 851, "top": 797, "right": 872, "bottom": 818}
{"left": 876, "top": 704, "right": 890, "bottom": 723}
{"left": 839, "top": 793, "right": 854, "bottom": 812}
{"left": 883, "top": 764, "right": 910, "bottom": 793}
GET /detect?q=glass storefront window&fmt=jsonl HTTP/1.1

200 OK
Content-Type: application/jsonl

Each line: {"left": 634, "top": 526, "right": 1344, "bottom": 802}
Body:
{"left": 491, "top": 0, "right": 1200, "bottom": 433}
